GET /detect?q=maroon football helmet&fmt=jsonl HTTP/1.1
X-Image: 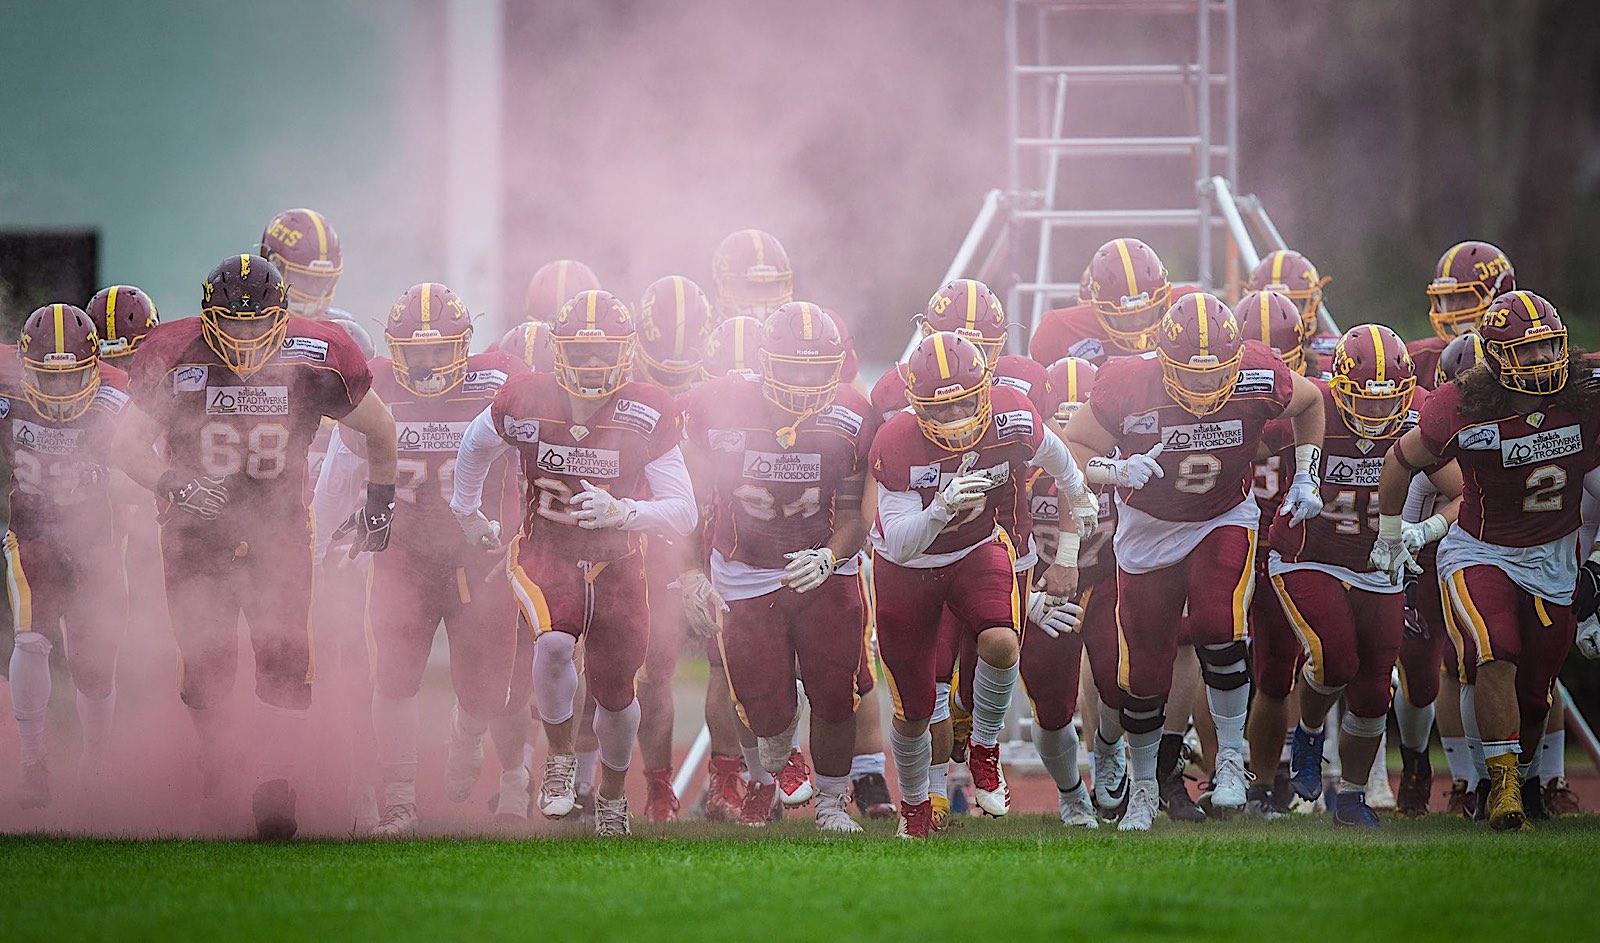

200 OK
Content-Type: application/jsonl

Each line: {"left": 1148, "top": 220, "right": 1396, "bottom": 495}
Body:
{"left": 921, "top": 279, "right": 1008, "bottom": 365}
{"left": 524, "top": 259, "right": 601, "bottom": 324}
{"left": 758, "top": 302, "right": 846, "bottom": 419}
{"left": 637, "top": 275, "right": 714, "bottom": 393}
{"left": 905, "top": 332, "right": 992, "bottom": 450}
{"left": 1156, "top": 292, "right": 1242, "bottom": 417}
{"left": 550, "top": 290, "right": 636, "bottom": 398}
{"left": 385, "top": 283, "right": 473, "bottom": 397}
{"left": 1246, "top": 249, "right": 1328, "bottom": 338}
{"left": 86, "top": 285, "right": 159, "bottom": 363}
{"left": 1045, "top": 356, "right": 1098, "bottom": 422}
{"left": 1236, "top": 289, "right": 1308, "bottom": 375}
{"left": 1478, "top": 290, "right": 1567, "bottom": 394}
{"left": 260, "top": 208, "right": 342, "bottom": 318}
{"left": 1329, "top": 324, "right": 1417, "bottom": 438}
{"left": 712, "top": 229, "right": 792, "bottom": 321}
{"left": 703, "top": 316, "right": 763, "bottom": 378}
{"left": 1427, "top": 241, "right": 1514, "bottom": 340}
{"left": 497, "top": 320, "right": 554, "bottom": 372}
{"left": 18, "top": 304, "right": 102, "bottom": 422}
{"left": 1085, "top": 238, "right": 1172, "bottom": 353}
{"left": 201, "top": 253, "right": 290, "bottom": 378}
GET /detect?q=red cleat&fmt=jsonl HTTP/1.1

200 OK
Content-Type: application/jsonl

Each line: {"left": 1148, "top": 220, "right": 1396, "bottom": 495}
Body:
{"left": 778, "top": 749, "right": 815, "bottom": 807}
{"left": 704, "top": 754, "right": 744, "bottom": 823}
{"left": 966, "top": 740, "right": 1011, "bottom": 817}
{"left": 897, "top": 799, "right": 934, "bottom": 839}
{"left": 740, "top": 780, "right": 779, "bottom": 827}
{"left": 644, "top": 767, "right": 679, "bottom": 822}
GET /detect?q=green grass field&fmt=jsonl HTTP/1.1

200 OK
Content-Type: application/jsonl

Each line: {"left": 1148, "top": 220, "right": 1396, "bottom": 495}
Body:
{"left": 2, "top": 814, "right": 1597, "bottom": 942}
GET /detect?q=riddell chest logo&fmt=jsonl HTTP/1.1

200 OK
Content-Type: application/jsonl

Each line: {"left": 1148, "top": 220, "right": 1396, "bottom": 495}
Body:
{"left": 205, "top": 385, "right": 290, "bottom": 416}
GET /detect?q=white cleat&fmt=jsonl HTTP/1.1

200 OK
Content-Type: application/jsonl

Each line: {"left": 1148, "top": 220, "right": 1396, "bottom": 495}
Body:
{"left": 1057, "top": 781, "right": 1100, "bottom": 828}
{"left": 814, "top": 793, "right": 864, "bottom": 833}
{"left": 539, "top": 753, "right": 578, "bottom": 819}
{"left": 1210, "top": 747, "right": 1248, "bottom": 812}
{"left": 494, "top": 767, "right": 531, "bottom": 823}
{"left": 1118, "top": 779, "right": 1159, "bottom": 832}
{"left": 1367, "top": 768, "right": 1397, "bottom": 811}
{"left": 1092, "top": 735, "right": 1129, "bottom": 816}
{"left": 594, "top": 794, "right": 631, "bottom": 836}
{"left": 777, "top": 749, "right": 815, "bottom": 807}
{"left": 966, "top": 741, "right": 1010, "bottom": 817}
{"left": 370, "top": 803, "right": 418, "bottom": 838}
{"left": 445, "top": 704, "right": 485, "bottom": 803}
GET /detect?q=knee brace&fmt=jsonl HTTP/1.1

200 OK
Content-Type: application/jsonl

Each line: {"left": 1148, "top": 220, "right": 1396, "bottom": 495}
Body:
{"left": 1198, "top": 640, "right": 1251, "bottom": 691}
{"left": 1340, "top": 711, "right": 1387, "bottom": 739}
{"left": 1120, "top": 693, "right": 1166, "bottom": 735}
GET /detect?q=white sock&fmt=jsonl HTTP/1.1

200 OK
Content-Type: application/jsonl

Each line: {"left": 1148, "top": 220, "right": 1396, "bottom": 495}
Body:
{"left": 532, "top": 632, "right": 579, "bottom": 725}
{"left": 816, "top": 773, "right": 849, "bottom": 797}
{"left": 576, "top": 749, "right": 600, "bottom": 793}
{"left": 372, "top": 693, "right": 420, "bottom": 783}
{"left": 1442, "top": 736, "right": 1471, "bottom": 781}
{"left": 523, "top": 742, "right": 537, "bottom": 772}
{"left": 454, "top": 703, "right": 488, "bottom": 738}
{"left": 1395, "top": 698, "right": 1435, "bottom": 752}
{"left": 1369, "top": 729, "right": 1390, "bottom": 786}
{"left": 256, "top": 700, "right": 307, "bottom": 785}
{"left": 76, "top": 687, "right": 116, "bottom": 761}
{"left": 850, "top": 752, "right": 886, "bottom": 777}
{"left": 1460, "top": 685, "right": 1487, "bottom": 781}
{"left": 791, "top": 683, "right": 806, "bottom": 750}
{"left": 1541, "top": 730, "right": 1565, "bottom": 782}
{"left": 970, "top": 658, "right": 1018, "bottom": 748}
{"left": 890, "top": 726, "right": 931, "bottom": 806}
{"left": 1128, "top": 729, "right": 1161, "bottom": 783}
{"left": 1034, "top": 723, "right": 1083, "bottom": 792}
{"left": 9, "top": 632, "right": 52, "bottom": 765}
{"left": 1097, "top": 701, "right": 1124, "bottom": 746}
{"left": 742, "top": 746, "right": 773, "bottom": 785}
{"left": 593, "top": 699, "right": 640, "bottom": 772}
{"left": 927, "top": 761, "right": 949, "bottom": 799}
{"left": 384, "top": 778, "right": 417, "bottom": 808}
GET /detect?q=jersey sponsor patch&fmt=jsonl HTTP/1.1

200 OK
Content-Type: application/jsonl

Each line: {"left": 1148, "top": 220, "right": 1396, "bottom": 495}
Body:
{"left": 1233, "top": 369, "right": 1277, "bottom": 396}
{"left": 0, "top": 397, "right": 10, "bottom": 419}
{"left": 815, "top": 404, "right": 864, "bottom": 436}
{"left": 993, "top": 375, "right": 1034, "bottom": 396}
{"left": 1122, "top": 410, "right": 1160, "bottom": 435}
{"left": 205, "top": 385, "right": 290, "bottom": 416}
{"left": 12, "top": 419, "right": 83, "bottom": 455}
{"left": 396, "top": 420, "right": 470, "bottom": 453}
{"left": 279, "top": 336, "right": 329, "bottom": 363}
{"left": 173, "top": 365, "right": 208, "bottom": 392}
{"left": 92, "top": 386, "right": 129, "bottom": 413}
{"left": 742, "top": 450, "right": 823, "bottom": 483}
{"left": 1161, "top": 419, "right": 1244, "bottom": 451}
{"left": 462, "top": 369, "right": 508, "bottom": 394}
{"left": 1456, "top": 424, "right": 1499, "bottom": 451}
{"left": 1500, "top": 424, "right": 1583, "bottom": 468}
{"left": 1068, "top": 337, "right": 1105, "bottom": 362}
{"left": 995, "top": 409, "right": 1035, "bottom": 440}
{"left": 707, "top": 428, "right": 746, "bottom": 452}
{"left": 1323, "top": 454, "right": 1385, "bottom": 488}
{"left": 612, "top": 398, "right": 661, "bottom": 434}
{"left": 502, "top": 416, "right": 540, "bottom": 443}
{"left": 908, "top": 464, "right": 942, "bottom": 489}
{"left": 535, "top": 442, "right": 621, "bottom": 479}
{"left": 1030, "top": 493, "right": 1059, "bottom": 522}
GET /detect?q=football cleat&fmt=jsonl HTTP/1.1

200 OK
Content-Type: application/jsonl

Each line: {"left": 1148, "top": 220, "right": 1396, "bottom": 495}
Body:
{"left": 1520, "top": 775, "right": 1548, "bottom": 822}
{"left": 778, "top": 749, "right": 815, "bottom": 807}
{"left": 1544, "top": 777, "right": 1581, "bottom": 817}
{"left": 1290, "top": 725, "right": 1327, "bottom": 801}
{"left": 494, "top": 767, "right": 531, "bottom": 824}
{"left": 1472, "top": 778, "right": 1490, "bottom": 823}
{"left": 966, "top": 741, "right": 1010, "bottom": 817}
{"left": 594, "top": 794, "right": 631, "bottom": 837}
{"left": 1209, "top": 747, "right": 1248, "bottom": 813}
{"left": 929, "top": 794, "right": 951, "bottom": 831}
{"left": 896, "top": 799, "right": 934, "bottom": 839}
{"left": 643, "top": 767, "right": 680, "bottom": 822}
{"left": 1484, "top": 754, "right": 1530, "bottom": 832}
{"left": 1396, "top": 747, "right": 1432, "bottom": 818}
{"left": 1366, "top": 765, "right": 1397, "bottom": 811}
{"left": 370, "top": 803, "right": 418, "bottom": 838}
{"left": 814, "top": 793, "right": 864, "bottom": 833}
{"left": 1057, "top": 781, "right": 1100, "bottom": 828}
{"left": 851, "top": 772, "right": 895, "bottom": 819}
{"left": 445, "top": 704, "right": 485, "bottom": 803}
{"left": 1446, "top": 778, "right": 1473, "bottom": 818}
{"left": 1118, "top": 779, "right": 1159, "bottom": 832}
{"left": 740, "top": 780, "right": 779, "bottom": 827}
{"left": 1331, "top": 791, "right": 1381, "bottom": 830}
{"left": 538, "top": 754, "right": 579, "bottom": 819}
{"left": 1158, "top": 734, "right": 1206, "bottom": 822}
{"left": 17, "top": 760, "right": 50, "bottom": 810}
{"left": 1244, "top": 784, "right": 1285, "bottom": 820}
{"left": 1092, "top": 734, "right": 1130, "bottom": 819}
{"left": 350, "top": 784, "right": 380, "bottom": 834}
{"left": 704, "top": 754, "right": 745, "bottom": 822}
{"left": 252, "top": 779, "right": 298, "bottom": 840}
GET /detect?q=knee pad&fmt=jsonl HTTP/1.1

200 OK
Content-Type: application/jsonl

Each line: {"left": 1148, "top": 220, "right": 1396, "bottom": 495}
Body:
{"left": 1340, "top": 711, "right": 1387, "bottom": 739}
{"left": 930, "top": 682, "right": 952, "bottom": 725}
{"left": 1119, "top": 693, "right": 1166, "bottom": 735}
{"left": 1199, "top": 640, "right": 1251, "bottom": 691}
{"left": 12, "top": 631, "right": 52, "bottom": 656}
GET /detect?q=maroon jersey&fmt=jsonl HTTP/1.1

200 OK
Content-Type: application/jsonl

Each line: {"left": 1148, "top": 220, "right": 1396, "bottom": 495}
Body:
{"left": 870, "top": 384, "right": 1044, "bottom": 557}
{"left": 490, "top": 372, "right": 679, "bottom": 562}
{"left": 128, "top": 316, "right": 372, "bottom": 526}
{"left": 1271, "top": 381, "right": 1426, "bottom": 570}
{"left": 685, "top": 374, "right": 874, "bottom": 570}
{"left": 370, "top": 351, "right": 527, "bottom": 558}
{"left": 1027, "top": 466, "right": 1113, "bottom": 585}
{"left": 0, "top": 355, "right": 129, "bottom": 541}
{"left": 1088, "top": 341, "right": 1296, "bottom": 522}
{"left": 869, "top": 364, "right": 910, "bottom": 422}
{"left": 992, "top": 354, "right": 1054, "bottom": 417}
{"left": 1407, "top": 337, "right": 1447, "bottom": 391}
{"left": 1416, "top": 380, "right": 1600, "bottom": 547}
{"left": 1252, "top": 418, "right": 1295, "bottom": 520}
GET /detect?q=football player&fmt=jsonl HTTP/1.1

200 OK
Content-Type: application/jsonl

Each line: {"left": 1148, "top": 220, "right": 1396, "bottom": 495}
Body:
{"left": 869, "top": 332, "right": 1093, "bottom": 838}
{"left": 1410, "top": 242, "right": 1514, "bottom": 389}
{"left": 310, "top": 283, "right": 531, "bottom": 836}
{"left": 711, "top": 229, "right": 792, "bottom": 322}
{"left": 1063, "top": 292, "right": 1326, "bottom": 830}
{"left": 497, "top": 320, "right": 555, "bottom": 373}
{"left": 681, "top": 303, "right": 875, "bottom": 832}
{"left": 1029, "top": 239, "right": 1201, "bottom": 367}
{"left": 260, "top": 208, "right": 343, "bottom": 319}
{"left": 524, "top": 259, "right": 601, "bottom": 324}
{"left": 1270, "top": 325, "right": 1456, "bottom": 828}
{"left": 87, "top": 285, "right": 160, "bottom": 367}
{"left": 113, "top": 254, "right": 397, "bottom": 839}
{"left": 1373, "top": 291, "right": 1599, "bottom": 830}
{"left": 1245, "top": 249, "right": 1333, "bottom": 367}
{"left": 2, "top": 305, "right": 130, "bottom": 810}
{"left": 449, "top": 289, "right": 696, "bottom": 836}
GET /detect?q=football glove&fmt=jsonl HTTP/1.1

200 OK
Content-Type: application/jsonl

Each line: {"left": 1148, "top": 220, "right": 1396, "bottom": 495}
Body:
{"left": 782, "top": 547, "right": 837, "bottom": 594}
{"left": 453, "top": 507, "right": 502, "bottom": 550}
{"left": 681, "top": 570, "right": 728, "bottom": 637}
{"left": 1576, "top": 557, "right": 1599, "bottom": 623}
{"left": 1027, "top": 591, "right": 1084, "bottom": 639}
{"left": 1576, "top": 615, "right": 1600, "bottom": 661}
{"left": 1369, "top": 515, "right": 1422, "bottom": 586}
{"left": 1085, "top": 442, "right": 1165, "bottom": 490}
{"left": 159, "top": 470, "right": 229, "bottom": 522}
{"left": 1277, "top": 472, "right": 1324, "bottom": 527}
{"left": 933, "top": 473, "right": 989, "bottom": 519}
{"left": 1402, "top": 514, "right": 1449, "bottom": 553}
{"left": 1068, "top": 488, "right": 1099, "bottom": 540}
{"left": 572, "top": 479, "right": 636, "bottom": 530}
{"left": 331, "top": 482, "right": 396, "bottom": 558}
{"left": 1402, "top": 570, "right": 1428, "bottom": 640}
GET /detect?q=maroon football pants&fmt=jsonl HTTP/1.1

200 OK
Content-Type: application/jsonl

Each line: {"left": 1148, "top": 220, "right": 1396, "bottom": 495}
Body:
{"left": 1270, "top": 568, "right": 1402, "bottom": 718}
{"left": 1443, "top": 563, "right": 1576, "bottom": 728}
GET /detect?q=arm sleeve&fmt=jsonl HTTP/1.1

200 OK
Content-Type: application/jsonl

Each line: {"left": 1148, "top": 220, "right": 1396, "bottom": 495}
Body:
{"left": 1030, "top": 426, "right": 1085, "bottom": 496}
{"left": 872, "top": 483, "right": 950, "bottom": 564}
{"left": 627, "top": 445, "right": 698, "bottom": 536}
{"left": 449, "top": 406, "right": 515, "bottom": 516}
{"left": 1401, "top": 471, "right": 1440, "bottom": 525}
{"left": 309, "top": 426, "right": 368, "bottom": 564}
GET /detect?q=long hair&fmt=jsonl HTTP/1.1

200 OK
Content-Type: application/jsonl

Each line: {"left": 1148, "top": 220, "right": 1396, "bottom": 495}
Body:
{"left": 1453, "top": 346, "right": 1598, "bottom": 421}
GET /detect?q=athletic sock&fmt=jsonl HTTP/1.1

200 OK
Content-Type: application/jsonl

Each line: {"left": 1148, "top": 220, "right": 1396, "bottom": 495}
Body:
{"left": 1034, "top": 723, "right": 1083, "bottom": 792}
{"left": 593, "top": 699, "right": 641, "bottom": 773}
{"left": 850, "top": 752, "right": 886, "bottom": 777}
{"left": 741, "top": 746, "right": 773, "bottom": 785}
{"left": 75, "top": 688, "right": 116, "bottom": 770}
{"left": 889, "top": 726, "right": 932, "bottom": 806}
{"left": 927, "top": 760, "right": 949, "bottom": 799}
{"left": 1127, "top": 728, "right": 1161, "bottom": 784}
{"left": 8, "top": 632, "right": 51, "bottom": 765}
{"left": 815, "top": 773, "right": 849, "bottom": 798}
{"left": 1097, "top": 700, "right": 1125, "bottom": 744}
{"left": 1394, "top": 698, "right": 1435, "bottom": 752}
{"left": 1442, "top": 736, "right": 1471, "bottom": 782}
{"left": 970, "top": 658, "right": 1018, "bottom": 748}
{"left": 1540, "top": 730, "right": 1565, "bottom": 783}
{"left": 256, "top": 700, "right": 307, "bottom": 785}
{"left": 576, "top": 749, "right": 601, "bottom": 794}
{"left": 372, "top": 693, "right": 421, "bottom": 785}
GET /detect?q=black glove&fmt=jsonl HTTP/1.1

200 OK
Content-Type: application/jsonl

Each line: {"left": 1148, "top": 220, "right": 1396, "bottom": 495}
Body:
{"left": 1403, "top": 570, "right": 1429, "bottom": 640}
{"left": 1577, "top": 559, "right": 1600, "bottom": 623}
{"left": 158, "top": 469, "right": 228, "bottom": 521}
{"left": 331, "top": 482, "right": 396, "bottom": 558}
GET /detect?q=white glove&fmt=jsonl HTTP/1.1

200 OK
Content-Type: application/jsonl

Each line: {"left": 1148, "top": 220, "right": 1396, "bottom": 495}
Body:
{"left": 572, "top": 479, "right": 636, "bottom": 530}
{"left": 1068, "top": 488, "right": 1099, "bottom": 540}
{"left": 1027, "top": 591, "right": 1084, "bottom": 639}
{"left": 1085, "top": 443, "right": 1165, "bottom": 489}
{"left": 1576, "top": 615, "right": 1600, "bottom": 660}
{"left": 681, "top": 570, "right": 728, "bottom": 637}
{"left": 933, "top": 473, "right": 989, "bottom": 519}
{"left": 452, "top": 508, "right": 502, "bottom": 549}
{"left": 782, "top": 547, "right": 837, "bottom": 594}
{"left": 1369, "top": 515, "right": 1422, "bottom": 586}
{"left": 1277, "top": 472, "right": 1324, "bottom": 526}
{"left": 1401, "top": 514, "right": 1449, "bottom": 553}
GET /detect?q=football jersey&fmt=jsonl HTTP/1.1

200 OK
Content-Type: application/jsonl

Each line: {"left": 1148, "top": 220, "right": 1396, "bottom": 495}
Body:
{"left": 1028, "top": 287, "right": 1204, "bottom": 367}
{"left": 1416, "top": 379, "right": 1600, "bottom": 548}
{"left": 685, "top": 374, "right": 875, "bottom": 571}
{"left": 1271, "top": 380, "right": 1426, "bottom": 571}
{"left": 1407, "top": 337, "right": 1447, "bottom": 391}
{"left": 128, "top": 316, "right": 373, "bottom": 527}
{"left": 0, "top": 355, "right": 129, "bottom": 541}
{"left": 369, "top": 352, "right": 527, "bottom": 558}
{"left": 490, "top": 373, "right": 679, "bottom": 562}
{"left": 1026, "top": 466, "right": 1114, "bottom": 586}
{"left": 870, "top": 384, "right": 1044, "bottom": 559}
{"left": 1088, "top": 340, "right": 1297, "bottom": 523}
{"left": 1252, "top": 418, "right": 1296, "bottom": 521}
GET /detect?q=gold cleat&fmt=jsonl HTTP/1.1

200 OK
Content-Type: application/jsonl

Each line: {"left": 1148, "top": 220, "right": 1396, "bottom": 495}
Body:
{"left": 930, "top": 793, "right": 951, "bottom": 831}
{"left": 1485, "top": 753, "right": 1530, "bottom": 832}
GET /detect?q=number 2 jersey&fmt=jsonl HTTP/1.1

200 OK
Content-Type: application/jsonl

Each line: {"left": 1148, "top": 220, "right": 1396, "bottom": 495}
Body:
{"left": 0, "top": 354, "right": 129, "bottom": 542}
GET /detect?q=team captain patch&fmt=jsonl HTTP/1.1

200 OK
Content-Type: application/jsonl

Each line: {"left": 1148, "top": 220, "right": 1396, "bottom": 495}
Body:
{"left": 612, "top": 398, "right": 661, "bottom": 433}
